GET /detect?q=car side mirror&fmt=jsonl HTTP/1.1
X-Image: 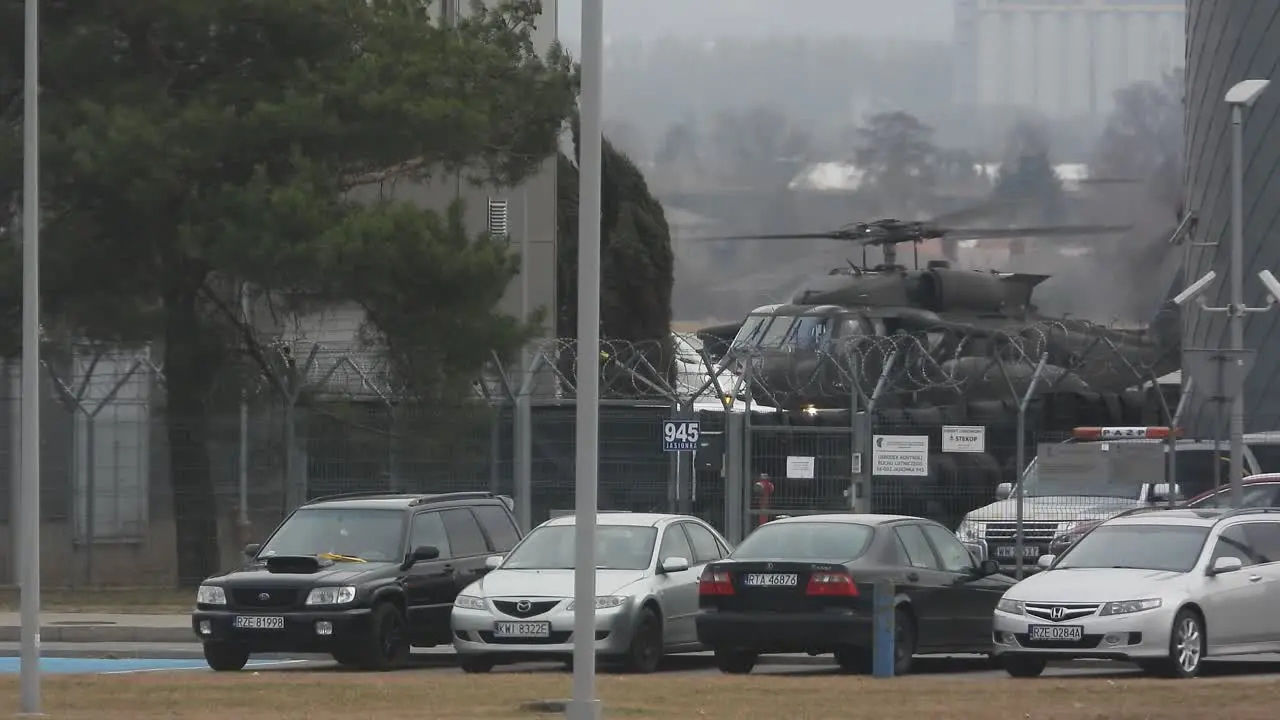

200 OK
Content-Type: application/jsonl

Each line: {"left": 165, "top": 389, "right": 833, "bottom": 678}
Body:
{"left": 977, "top": 559, "right": 1001, "bottom": 577}
{"left": 484, "top": 554, "right": 504, "bottom": 570}
{"left": 242, "top": 543, "right": 261, "bottom": 559}
{"left": 1036, "top": 554, "right": 1055, "bottom": 570}
{"left": 658, "top": 556, "right": 690, "bottom": 574}
{"left": 407, "top": 545, "right": 439, "bottom": 567}
{"left": 995, "top": 483, "right": 1013, "bottom": 501}
{"left": 1208, "top": 556, "right": 1243, "bottom": 575}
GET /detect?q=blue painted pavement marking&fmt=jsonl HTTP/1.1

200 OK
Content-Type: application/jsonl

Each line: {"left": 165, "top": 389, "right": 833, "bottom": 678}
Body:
{"left": 0, "top": 657, "right": 308, "bottom": 674}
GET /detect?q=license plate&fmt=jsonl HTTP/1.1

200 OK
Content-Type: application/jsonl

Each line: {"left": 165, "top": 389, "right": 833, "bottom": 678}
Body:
{"left": 742, "top": 573, "right": 798, "bottom": 587}
{"left": 1028, "top": 624, "right": 1083, "bottom": 641}
{"left": 493, "top": 621, "right": 551, "bottom": 638}
{"left": 233, "top": 615, "right": 285, "bottom": 630}
{"left": 995, "top": 545, "right": 1040, "bottom": 559}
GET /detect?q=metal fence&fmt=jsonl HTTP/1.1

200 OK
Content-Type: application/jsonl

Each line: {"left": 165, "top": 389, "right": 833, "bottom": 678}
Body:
{"left": 0, "top": 319, "right": 1211, "bottom": 587}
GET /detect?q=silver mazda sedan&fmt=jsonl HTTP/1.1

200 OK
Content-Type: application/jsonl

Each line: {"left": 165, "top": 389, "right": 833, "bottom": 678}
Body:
{"left": 450, "top": 512, "right": 731, "bottom": 673}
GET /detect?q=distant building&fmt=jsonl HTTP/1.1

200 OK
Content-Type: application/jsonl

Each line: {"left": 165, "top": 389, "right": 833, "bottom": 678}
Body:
{"left": 953, "top": 0, "right": 1184, "bottom": 119}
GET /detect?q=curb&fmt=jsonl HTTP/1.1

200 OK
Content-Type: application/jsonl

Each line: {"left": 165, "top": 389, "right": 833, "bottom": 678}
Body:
{"left": 0, "top": 625, "right": 193, "bottom": 644}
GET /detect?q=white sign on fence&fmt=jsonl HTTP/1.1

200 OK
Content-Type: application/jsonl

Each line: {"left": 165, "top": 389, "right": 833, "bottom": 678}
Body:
{"left": 872, "top": 435, "right": 929, "bottom": 476}
{"left": 786, "top": 456, "right": 815, "bottom": 479}
{"left": 942, "top": 425, "right": 986, "bottom": 453}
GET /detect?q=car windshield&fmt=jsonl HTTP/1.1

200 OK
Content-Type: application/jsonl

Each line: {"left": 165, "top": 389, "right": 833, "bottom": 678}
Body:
{"left": 732, "top": 522, "right": 873, "bottom": 561}
{"left": 1018, "top": 458, "right": 1143, "bottom": 499}
{"left": 1054, "top": 524, "right": 1209, "bottom": 572}
{"left": 259, "top": 508, "right": 405, "bottom": 562}
{"left": 502, "top": 525, "right": 657, "bottom": 571}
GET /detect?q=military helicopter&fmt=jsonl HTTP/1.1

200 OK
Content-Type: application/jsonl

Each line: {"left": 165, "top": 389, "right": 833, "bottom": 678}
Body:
{"left": 691, "top": 218, "right": 1182, "bottom": 411}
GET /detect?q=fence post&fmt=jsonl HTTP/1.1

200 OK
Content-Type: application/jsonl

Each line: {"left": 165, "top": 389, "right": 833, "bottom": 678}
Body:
{"left": 723, "top": 410, "right": 745, "bottom": 544}
{"left": 512, "top": 351, "right": 545, "bottom": 532}
{"left": 872, "top": 578, "right": 896, "bottom": 678}
{"left": 856, "top": 351, "right": 899, "bottom": 517}
{"left": 8, "top": 361, "right": 20, "bottom": 585}
{"left": 1012, "top": 353, "right": 1048, "bottom": 580}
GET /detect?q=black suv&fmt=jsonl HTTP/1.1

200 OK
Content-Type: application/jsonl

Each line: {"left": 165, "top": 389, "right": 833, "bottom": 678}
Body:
{"left": 191, "top": 491, "right": 522, "bottom": 671}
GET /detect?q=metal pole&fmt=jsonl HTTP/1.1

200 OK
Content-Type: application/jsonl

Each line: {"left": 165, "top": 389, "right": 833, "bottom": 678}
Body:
{"left": 1168, "top": 378, "right": 1193, "bottom": 509}
{"left": 857, "top": 352, "right": 899, "bottom": 517}
{"left": 239, "top": 395, "right": 250, "bottom": 525}
{"left": 1228, "top": 105, "right": 1246, "bottom": 509}
{"left": 84, "top": 421, "right": 95, "bottom": 585}
{"left": 1014, "top": 354, "right": 1048, "bottom": 580}
{"left": 9, "top": 362, "right": 21, "bottom": 585}
{"left": 19, "top": 0, "right": 43, "bottom": 708}
{"left": 568, "top": 0, "right": 603, "bottom": 716}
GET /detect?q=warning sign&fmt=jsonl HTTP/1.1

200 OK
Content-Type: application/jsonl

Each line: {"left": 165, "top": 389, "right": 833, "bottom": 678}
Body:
{"left": 872, "top": 435, "right": 929, "bottom": 476}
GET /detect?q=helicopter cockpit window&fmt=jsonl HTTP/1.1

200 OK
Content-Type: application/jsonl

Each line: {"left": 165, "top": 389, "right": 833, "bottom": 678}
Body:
{"left": 786, "top": 316, "right": 830, "bottom": 349}
{"left": 731, "top": 315, "right": 771, "bottom": 348}
{"left": 757, "top": 317, "right": 797, "bottom": 348}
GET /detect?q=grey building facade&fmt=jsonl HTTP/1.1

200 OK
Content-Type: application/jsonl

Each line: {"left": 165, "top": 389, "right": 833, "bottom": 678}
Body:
{"left": 1184, "top": 1, "right": 1280, "bottom": 434}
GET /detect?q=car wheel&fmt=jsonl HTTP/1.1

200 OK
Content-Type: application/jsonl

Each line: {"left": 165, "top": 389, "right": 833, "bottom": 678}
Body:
{"left": 893, "top": 608, "right": 916, "bottom": 676}
{"left": 622, "top": 608, "right": 663, "bottom": 674}
{"left": 713, "top": 649, "right": 758, "bottom": 675}
{"left": 357, "top": 601, "right": 410, "bottom": 671}
{"left": 1003, "top": 655, "right": 1047, "bottom": 678}
{"left": 1149, "top": 608, "right": 1204, "bottom": 679}
{"left": 203, "top": 641, "right": 250, "bottom": 672}
{"left": 459, "top": 655, "right": 495, "bottom": 674}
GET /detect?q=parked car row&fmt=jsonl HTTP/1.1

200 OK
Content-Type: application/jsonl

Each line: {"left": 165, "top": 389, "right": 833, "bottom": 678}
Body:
{"left": 190, "top": 489, "right": 1280, "bottom": 680}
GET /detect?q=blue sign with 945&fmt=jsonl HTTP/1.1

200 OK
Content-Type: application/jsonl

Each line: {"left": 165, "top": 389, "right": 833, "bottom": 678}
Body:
{"left": 662, "top": 420, "right": 700, "bottom": 452}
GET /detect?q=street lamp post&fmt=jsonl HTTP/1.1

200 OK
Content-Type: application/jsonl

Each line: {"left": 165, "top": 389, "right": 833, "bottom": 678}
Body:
{"left": 1192, "top": 79, "right": 1272, "bottom": 508}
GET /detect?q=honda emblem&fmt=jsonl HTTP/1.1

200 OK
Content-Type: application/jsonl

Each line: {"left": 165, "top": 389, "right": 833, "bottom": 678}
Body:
{"left": 1050, "top": 606, "right": 1066, "bottom": 621}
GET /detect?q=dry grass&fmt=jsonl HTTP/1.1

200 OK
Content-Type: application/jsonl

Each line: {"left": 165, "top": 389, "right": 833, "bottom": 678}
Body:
{"left": 0, "top": 672, "right": 1278, "bottom": 719}
{"left": 0, "top": 588, "right": 192, "bottom": 613}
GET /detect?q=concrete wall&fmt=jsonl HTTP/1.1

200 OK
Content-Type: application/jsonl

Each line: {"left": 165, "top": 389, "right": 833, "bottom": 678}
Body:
{"left": 1183, "top": 1, "right": 1280, "bottom": 435}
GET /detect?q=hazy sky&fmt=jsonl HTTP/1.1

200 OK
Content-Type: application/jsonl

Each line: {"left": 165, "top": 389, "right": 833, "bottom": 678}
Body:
{"left": 555, "top": 0, "right": 953, "bottom": 44}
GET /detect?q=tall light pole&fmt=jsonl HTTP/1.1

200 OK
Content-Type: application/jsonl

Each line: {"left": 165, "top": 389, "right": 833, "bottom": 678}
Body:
{"left": 568, "top": 0, "right": 603, "bottom": 718}
{"left": 20, "top": 0, "right": 43, "bottom": 713}
{"left": 1223, "top": 78, "right": 1269, "bottom": 508}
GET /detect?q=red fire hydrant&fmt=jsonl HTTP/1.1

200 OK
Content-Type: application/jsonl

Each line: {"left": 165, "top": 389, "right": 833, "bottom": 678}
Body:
{"left": 753, "top": 473, "right": 775, "bottom": 526}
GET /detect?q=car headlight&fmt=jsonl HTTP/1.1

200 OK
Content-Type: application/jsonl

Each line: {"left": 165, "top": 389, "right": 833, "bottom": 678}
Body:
{"left": 996, "top": 597, "right": 1024, "bottom": 615}
{"left": 566, "top": 595, "right": 627, "bottom": 611}
{"left": 956, "top": 519, "right": 985, "bottom": 542}
{"left": 304, "top": 586, "right": 356, "bottom": 605}
{"left": 196, "top": 585, "right": 226, "bottom": 605}
{"left": 1099, "top": 598, "right": 1162, "bottom": 616}
{"left": 454, "top": 595, "right": 487, "bottom": 611}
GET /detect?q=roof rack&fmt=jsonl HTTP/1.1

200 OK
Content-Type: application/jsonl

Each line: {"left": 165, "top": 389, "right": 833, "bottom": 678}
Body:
{"left": 407, "top": 491, "right": 496, "bottom": 507}
{"left": 1218, "top": 507, "right": 1280, "bottom": 521}
{"left": 305, "top": 490, "right": 409, "bottom": 505}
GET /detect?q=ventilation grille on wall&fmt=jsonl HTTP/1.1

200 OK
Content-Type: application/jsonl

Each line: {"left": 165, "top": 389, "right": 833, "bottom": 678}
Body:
{"left": 487, "top": 198, "right": 509, "bottom": 242}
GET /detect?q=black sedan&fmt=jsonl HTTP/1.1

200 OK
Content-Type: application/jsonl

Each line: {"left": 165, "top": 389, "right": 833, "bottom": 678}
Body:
{"left": 695, "top": 514, "right": 1011, "bottom": 675}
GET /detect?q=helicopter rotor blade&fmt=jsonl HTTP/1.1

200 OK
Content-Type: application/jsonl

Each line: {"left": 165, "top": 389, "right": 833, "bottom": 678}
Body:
{"left": 685, "top": 231, "right": 855, "bottom": 242}
{"left": 942, "top": 224, "right": 1133, "bottom": 241}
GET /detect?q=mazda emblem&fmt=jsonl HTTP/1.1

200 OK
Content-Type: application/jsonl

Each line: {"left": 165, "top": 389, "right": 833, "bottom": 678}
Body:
{"left": 766, "top": 562, "right": 773, "bottom": 570}
{"left": 1050, "top": 606, "right": 1066, "bottom": 621}
{"left": 516, "top": 600, "right": 531, "bottom": 613}
{"left": 258, "top": 592, "right": 270, "bottom": 601}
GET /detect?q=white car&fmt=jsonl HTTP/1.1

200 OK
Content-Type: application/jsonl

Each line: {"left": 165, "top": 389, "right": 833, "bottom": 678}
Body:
{"left": 993, "top": 506, "right": 1280, "bottom": 678}
{"left": 450, "top": 512, "right": 732, "bottom": 673}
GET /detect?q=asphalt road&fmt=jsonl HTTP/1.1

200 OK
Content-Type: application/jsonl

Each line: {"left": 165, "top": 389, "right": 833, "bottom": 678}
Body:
{"left": 4, "top": 643, "right": 1280, "bottom": 681}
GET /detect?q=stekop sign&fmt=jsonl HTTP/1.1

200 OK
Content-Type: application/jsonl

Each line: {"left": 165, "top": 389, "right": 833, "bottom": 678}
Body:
{"left": 942, "top": 425, "right": 986, "bottom": 453}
